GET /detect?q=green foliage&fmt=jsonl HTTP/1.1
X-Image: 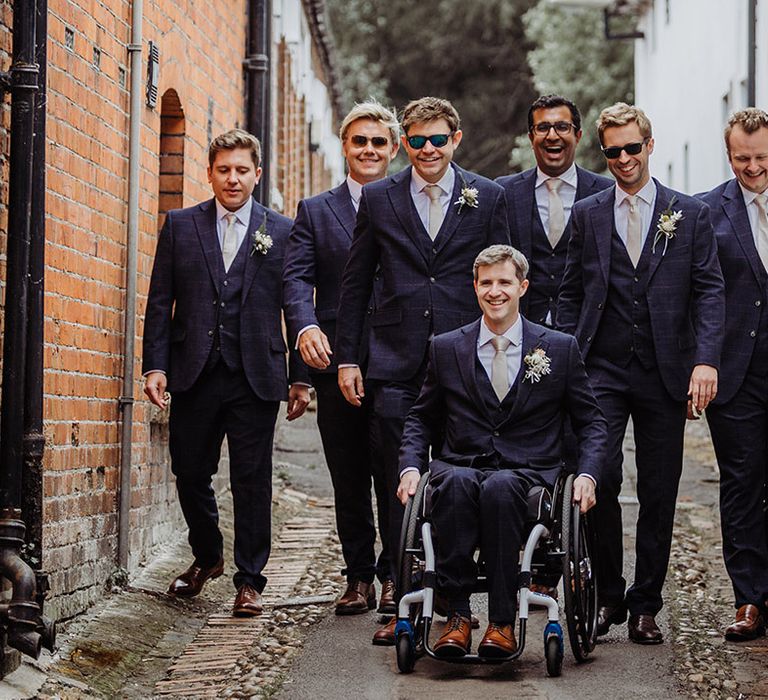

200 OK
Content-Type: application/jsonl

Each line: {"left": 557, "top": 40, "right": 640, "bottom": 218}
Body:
{"left": 509, "top": 1, "right": 634, "bottom": 174}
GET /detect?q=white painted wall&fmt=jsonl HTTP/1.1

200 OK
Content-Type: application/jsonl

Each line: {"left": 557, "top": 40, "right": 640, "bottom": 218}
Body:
{"left": 634, "top": 0, "right": 767, "bottom": 193}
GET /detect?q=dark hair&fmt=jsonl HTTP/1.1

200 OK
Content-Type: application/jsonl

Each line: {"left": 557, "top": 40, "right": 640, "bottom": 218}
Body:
{"left": 527, "top": 94, "right": 581, "bottom": 132}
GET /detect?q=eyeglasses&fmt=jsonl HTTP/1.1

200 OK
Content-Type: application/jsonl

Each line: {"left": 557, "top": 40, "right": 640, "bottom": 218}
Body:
{"left": 406, "top": 134, "right": 451, "bottom": 149}
{"left": 349, "top": 135, "right": 390, "bottom": 148}
{"left": 601, "top": 139, "right": 649, "bottom": 160}
{"left": 531, "top": 121, "right": 576, "bottom": 135}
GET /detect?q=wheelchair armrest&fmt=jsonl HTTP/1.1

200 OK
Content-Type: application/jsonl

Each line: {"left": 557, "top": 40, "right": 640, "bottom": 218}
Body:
{"left": 526, "top": 485, "right": 552, "bottom": 525}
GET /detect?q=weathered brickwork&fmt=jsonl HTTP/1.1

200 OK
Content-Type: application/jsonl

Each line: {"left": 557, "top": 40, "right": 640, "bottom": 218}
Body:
{"left": 0, "top": 1, "right": 339, "bottom": 622}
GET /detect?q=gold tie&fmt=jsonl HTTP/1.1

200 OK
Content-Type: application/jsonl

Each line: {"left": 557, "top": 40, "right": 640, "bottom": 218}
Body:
{"left": 491, "top": 335, "right": 511, "bottom": 401}
{"left": 625, "top": 195, "right": 642, "bottom": 267}
{"left": 425, "top": 184, "right": 443, "bottom": 240}
{"left": 756, "top": 193, "right": 768, "bottom": 272}
{"left": 545, "top": 178, "right": 565, "bottom": 248}
{"left": 222, "top": 212, "right": 238, "bottom": 272}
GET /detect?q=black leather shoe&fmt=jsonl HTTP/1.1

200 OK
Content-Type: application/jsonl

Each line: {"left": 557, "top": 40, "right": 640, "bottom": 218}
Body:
{"left": 628, "top": 614, "right": 663, "bottom": 644}
{"left": 596, "top": 603, "right": 627, "bottom": 636}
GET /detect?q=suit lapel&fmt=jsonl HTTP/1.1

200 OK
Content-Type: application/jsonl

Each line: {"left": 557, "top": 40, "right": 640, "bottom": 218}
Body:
{"left": 327, "top": 181, "right": 356, "bottom": 239}
{"left": 589, "top": 188, "right": 614, "bottom": 284}
{"left": 500, "top": 318, "right": 547, "bottom": 424}
{"left": 646, "top": 180, "right": 672, "bottom": 283}
{"left": 574, "top": 166, "right": 594, "bottom": 201}
{"left": 455, "top": 320, "right": 493, "bottom": 423}
{"left": 387, "top": 168, "right": 431, "bottom": 264}
{"left": 723, "top": 178, "right": 763, "bottom": 285}
{"left": 513, "top": 169, "right": 537, "bottom": 257}
{"left": 433, "top": 164, "right": 468, "bottom": 255}
{"left": 242, "top": 199, "right": 269, "bottom": 301}
{"left": 193, "top": 199, "right": 223, "bottom": 292}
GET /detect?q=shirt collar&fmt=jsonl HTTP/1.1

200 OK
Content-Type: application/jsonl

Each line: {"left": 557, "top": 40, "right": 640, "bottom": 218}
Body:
{"left": 614, "top": 178, "right": 656, "bottom": 208}
{"left": 410, "top": 164, "right": 456, "bottom": 198}
{"left": 535, "top": 162, "right": 578, "bottom": 190}
{"left": 478, "top": 315, "right": 523, "bottom": 348}
{"left": 215, "top": 196, "right": 253, "bottom": 226}
{"left": 738, "top": 181, "right": 768, "bottom": 206}
{"left": 346, "top": 174, "right": 364, "bottom": 206}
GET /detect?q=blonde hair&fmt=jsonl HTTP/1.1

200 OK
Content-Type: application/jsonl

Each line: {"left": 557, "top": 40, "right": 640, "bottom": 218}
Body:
{"left": 339, "top": 99, "right": 400, "bottom": 144}
{"left": 724, "top": 108, "right": 768, "bottom": 151}
{"left": 208, "top": 129, "right": 261, "bottom": 168}
{"left": 596, "top": 103, "right": 652, "bottom": 145}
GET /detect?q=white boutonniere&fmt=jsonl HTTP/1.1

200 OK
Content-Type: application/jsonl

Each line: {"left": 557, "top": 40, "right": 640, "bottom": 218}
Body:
{"left": 250, "top": 214, "right": 272, "bottom": 256}
{"left": 523, "top": 347, "right": 552, "bottom": 383}
{"left": 454, "top": 173, "right": 479, "bottom": 213}
{"left": 652, "top": 196, "right": 683, "bottom": 256}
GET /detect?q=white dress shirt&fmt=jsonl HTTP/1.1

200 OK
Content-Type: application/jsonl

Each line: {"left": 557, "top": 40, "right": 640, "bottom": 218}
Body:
{"left": 477, "top": 316, "right": 523, "bottom": 391}
{"left": 535, "top": 163, "right": 578, "bottom": 233}
{"left": 738, "top": 182, "right": 768, "bottom": 245}
{"left": 410, "top": 166, "right": 455, "bottom": 233}
{"left": 613, "top": 179, "right": 657, "bottom": 250}
{"left": 347, "top": 174, "right": 363, "bottom": 213}
{"left": 215, "top": 197, "right": 252, "bottom": 255}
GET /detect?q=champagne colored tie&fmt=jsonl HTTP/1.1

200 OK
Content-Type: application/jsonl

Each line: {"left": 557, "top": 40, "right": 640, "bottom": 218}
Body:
{"left": 491, "top": 335, "right": 511, "bottom": 401}
{"left": 545, "top": 178, "right": 565, "bottom": 248}
{"left": 222, "top": 212, "right": 238, "bottom": 272}
{"left": 625, "top": 195, "right": 642, "bottom": 267}
{"left": 425, "top": 184, "right": 443, "bottom": 240}
{"left": 756, "top": 193, "right": 768, "bottom": 272}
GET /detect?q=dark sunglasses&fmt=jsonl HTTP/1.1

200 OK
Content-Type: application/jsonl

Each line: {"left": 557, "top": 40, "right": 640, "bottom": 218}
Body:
{"left": 349, "top": 135, "right": 390, "bottom": 148}
{"left": 531, "top": 121, "right": 576, "bottom": 135}
{"left": 406, "top": 133, "right": 451, "bottom": 149}
{"left": 601, "top": 138, "right": 649, "bottom": 159}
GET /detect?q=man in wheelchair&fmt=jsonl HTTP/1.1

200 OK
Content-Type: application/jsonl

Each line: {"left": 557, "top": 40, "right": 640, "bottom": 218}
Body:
{"left": 397, "top": 244, "right": 607, "bottom": 658}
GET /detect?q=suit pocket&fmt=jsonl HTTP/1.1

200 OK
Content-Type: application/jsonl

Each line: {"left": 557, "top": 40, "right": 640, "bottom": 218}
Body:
{"left": 371, "top": 307, "right": 402, "bottom": 327}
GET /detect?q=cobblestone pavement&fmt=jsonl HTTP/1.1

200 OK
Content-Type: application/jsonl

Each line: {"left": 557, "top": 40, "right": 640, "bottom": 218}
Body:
{"left": 0, "top": 410, "right": 765, "bottom": 698}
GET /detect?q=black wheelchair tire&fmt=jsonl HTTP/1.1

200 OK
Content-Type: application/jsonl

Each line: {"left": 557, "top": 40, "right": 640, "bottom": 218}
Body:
{"left": 545, "top": 634, "right": 563, "bottom": 677}
{"left": 398, "top": 472, "right": 429, "bottom": 598}
{"left": 396, "top": 632, "right": 416, "bottom": 674}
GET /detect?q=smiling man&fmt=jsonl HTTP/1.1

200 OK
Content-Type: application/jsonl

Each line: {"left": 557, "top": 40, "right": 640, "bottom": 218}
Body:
{"left": 497, "top": 95, "right": 612, "bottom": 327}
{"left": 700, "top": 108, "right": 768, "bottom": 641}
{"left": 143, "top": 129, "right": 309, "bottom": 617}
{"left": 557, "top": 103, "right": 725, "bottom": 644}
{"left": 335, "top": 96, "right": 510, "bottom": 645}
{"left": 283, "top": 100, "right": 400, "bottom": 619}
{"left": 397, "top": 244, "right": 606, "bottom": 658}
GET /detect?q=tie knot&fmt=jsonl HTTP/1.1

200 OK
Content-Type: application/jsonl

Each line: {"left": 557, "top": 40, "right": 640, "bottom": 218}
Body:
{"left": 756, "top": 193, "right": 768, "bottom": 211}
{"left": 225, "top": 213, "right": 237, "bottom": 226}
{"left": 546, "top": 178, "right": 562, "bottom": 193}
{"left": 424, "top": 184, "right": 442, "bottom": 202}
{"left": 626, "top": 194, "right": 638, "bottom": 210}
{"left": 491, "top": 335, "right": 511, "bottom": 353}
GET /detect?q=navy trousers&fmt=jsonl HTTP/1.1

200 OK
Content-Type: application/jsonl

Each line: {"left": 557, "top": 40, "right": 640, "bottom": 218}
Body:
{"left": 169, "top": 361, "right": 279, "bottom": 592}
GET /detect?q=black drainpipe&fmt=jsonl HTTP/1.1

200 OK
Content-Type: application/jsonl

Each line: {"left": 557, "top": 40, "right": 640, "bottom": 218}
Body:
{"left": 245, "top": 0, "right": 272, "bottom": 206}
{"left": 747, "top": 0, "right": 757, "bottom": 107}
{"left": 0, "top": 0, "right": 55, "bottom": 660}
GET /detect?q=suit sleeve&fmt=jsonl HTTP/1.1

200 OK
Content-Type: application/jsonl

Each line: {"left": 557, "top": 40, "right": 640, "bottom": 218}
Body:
{"left": 282, "top": 199, "right": 319, "bottom": 347}
{"left": 564, "top": 336, "right": 607, "bottom": 484}
{"left": 488, "top": 184, "right": 511, "bottom": 246}
{"left": 689, "top": 202, "right": 725, "bottom": 368}
{"left": 555, "top": 204, "right": 586, "bottom": 335}
{"left": 142, "top": 212, "right": 175, "bottom": 375}
{"left": 334, "top": 190, "right": 379, "bottom": 365}
{"left": 398, "top": 342, "right": 445, "bottom": 474}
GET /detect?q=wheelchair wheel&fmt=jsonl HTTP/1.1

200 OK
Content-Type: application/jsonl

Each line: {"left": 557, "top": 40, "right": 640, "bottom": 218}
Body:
{"left": 561, "top": 473, "right": 599, "bottom": 662}
{"left": 396, "top": 628, "right": 416, "bottom": 673}
{"left": 398, "top": 472, "right": 429, "bottom": 599}
{"left": 544, "top": 629, "right": 564, "bottom": 677}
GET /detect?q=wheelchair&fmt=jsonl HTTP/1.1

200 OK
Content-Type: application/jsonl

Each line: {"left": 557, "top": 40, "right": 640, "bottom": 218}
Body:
{"left": 394, "top": 469, "right": 598, "bottom": 677}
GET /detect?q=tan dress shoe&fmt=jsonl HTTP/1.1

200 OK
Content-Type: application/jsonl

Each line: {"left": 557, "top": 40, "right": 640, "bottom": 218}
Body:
{"left": 233, "top": 584, "right": 263, "bottom": 617}
{"left": 377, "top": 579, "right": 396, "bottom": 614}
{"left": 433, "top": 615, "right": 472, "bottom": 658}
{"left": 478, "top": 622, "right": 518, "bottom": 658}
{"left": 372, "top": 617, "right": 397, "bottom": 646}
{"left": 168, "top": 558, "right": 224, "bottom": 597}
{"left": 335, "top": 580, "right": 376, "bottom": 615}
{"left": 725, "top": 604, "right": 766, "bottom": 641}
{"left": 628, "top": 614, "right": 663, "bottom": 644}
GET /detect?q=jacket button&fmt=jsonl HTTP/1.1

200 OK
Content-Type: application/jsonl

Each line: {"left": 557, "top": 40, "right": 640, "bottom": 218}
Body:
{"left": 208, "top": 330, "right": 214, "bottom": 336}
{"left": 213, "top": 299, "right": 217, "bottom": 305}
{"left": 633, "top": 276, "right": 639, "bottom": 282}
{"left": 756, "top": 300, "right": 762, "bottom": 307}
{"left": 750, "top": 330, "right": 757, "bottom": 337}
{"left": 223, "top": 280, "right": 229, "bottom": 286}
{"left": 430, "top": 276, "right": 436, "bottom": 283}
{"left": 432, "top": 247, "right": 437, "bottom": 254}
{"left": 586, "top": 335, "right": 592, "bottom": 342}
{"left": 493, "top": 431, "right": 499, "bottom": 437}
{"left": 424, "top": 310, "right": 431, "bottom": 318}
{"left": 219, "top": 324, "right": 224, "bottom": 330}
{"left": 597, "top": 302, "right": 603, "bottom": 309}
{"left": 367, "top": 306, "right": 373, "bottom": 314}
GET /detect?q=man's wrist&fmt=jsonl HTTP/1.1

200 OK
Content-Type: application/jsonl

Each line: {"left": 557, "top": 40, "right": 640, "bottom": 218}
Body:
{"left": 576, "top": 473, "right": 597, "bottom": 486}
{"left": 338, "top": 364, "right": 360, "bottom": 369}
{"left": 295, "top": 324, "right": 320, "bottom": 350}
{"left": 399, "top": 466, "right": 420, "bottom": 479}
{"left": 144, "top": 369, "right": 166, "bottom": 377}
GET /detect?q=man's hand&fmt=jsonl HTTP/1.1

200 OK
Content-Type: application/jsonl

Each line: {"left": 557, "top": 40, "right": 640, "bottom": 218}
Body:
{"left": 338, "top": 366, "right": 364, "bottom": 407}
{"left": 144, "top": 371, "right": 169, "bottom": 409}
{"left": 298, "top": 328, "right": 332, "bottom": 370}
{"left": 572, "top": 475, "right": 596, "bottom": 514}
{"left": 397, "top": 471, "right": 421, "bottom": 506}
{"left": 286, "top": 384, "right": 311, "bottom": 421}
{"left": 688, "top": 364, "right": 718, "bottom": 415}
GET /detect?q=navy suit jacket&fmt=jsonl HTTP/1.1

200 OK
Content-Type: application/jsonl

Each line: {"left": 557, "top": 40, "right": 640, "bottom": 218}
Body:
{"left": 556, "top": 180, "right": 725, "bottom": 402}
{"left": 700, "top": 178, "right": 765, "bottom": 404}
{"left": 142, "top": 197, "right": 299, "bottom": 400}
{"left": 283, "top": 181, "right": 365, "bottom": 374}
{"left": 335, "top": 163, "right": 510, "bottom": 381}
{"left": 398, "top": 317, "right": 607, "bottom": 483}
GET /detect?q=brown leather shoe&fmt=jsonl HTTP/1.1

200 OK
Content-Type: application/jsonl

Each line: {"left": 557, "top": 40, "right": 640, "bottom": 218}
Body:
{"left": 168, "top": 558, "right": 224, "bottom": 597}
{"left": 433, "top": 593, "right": 480, "bottom": 628}
{"left": 335, "top": 580, "right": 376, "bottom": 615}
{"left": 377, "top": 579, "right": 396, "bottom": 614}
{"left": 478, "top": 622, "right": 518, "bottom": 658}
{"left": 725, "top": 604, "right": 766, "bottom": 641}
{"left": 434, "top": 614, "right": 472, "bottom": 658}
{"left": 628, "top": 614, "right": 663, "bottom": 644}
{"left": 596, "top": 603, "right": 627, "bottom": 636}
{"left": 372, "top": 617, "right": 397, "bottom": 646}
{"left": 233, "top": 584, "right": 263, "bottom": 617}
